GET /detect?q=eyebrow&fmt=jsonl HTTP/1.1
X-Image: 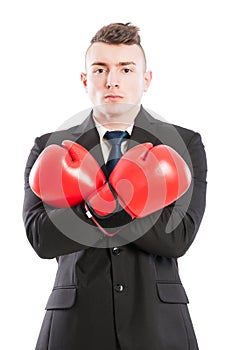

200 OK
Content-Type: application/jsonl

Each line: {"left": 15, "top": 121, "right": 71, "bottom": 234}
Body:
{"left": 91, "top": 61, "right": 136, "bottom": 67}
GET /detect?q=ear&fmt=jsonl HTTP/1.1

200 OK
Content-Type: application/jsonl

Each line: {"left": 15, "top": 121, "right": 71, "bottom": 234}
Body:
{"left": 143, "top": 70, "right": 152, "bottom": 92}
{"left": 80, "top": 72, "right": 88, "bottom": 92}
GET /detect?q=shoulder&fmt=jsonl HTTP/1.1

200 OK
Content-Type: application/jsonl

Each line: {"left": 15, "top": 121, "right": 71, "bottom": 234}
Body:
{"left": 34, "top": 111, "right": 94, "bottom": 151}
{"left": 141, "top": 108, "right": 206, "bottom": 168}
{"left": 34, "top": 125, "right": 79, "bottom": 150}
{"left": 144, "top": 108, "right": 202, "bottom": 148}
{"left": 144, "top": 107, "right": 199, "bottom": 142}
{"left": 144, "top": 107, "right": 205, "bottom": 150}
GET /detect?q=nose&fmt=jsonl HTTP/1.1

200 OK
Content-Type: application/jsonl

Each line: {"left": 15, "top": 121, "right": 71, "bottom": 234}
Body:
{"left": 106, "top": 81, "right": 119, "bottom": 89}
{"left": 106, "top": 70, "right": 119, "bottom": 89}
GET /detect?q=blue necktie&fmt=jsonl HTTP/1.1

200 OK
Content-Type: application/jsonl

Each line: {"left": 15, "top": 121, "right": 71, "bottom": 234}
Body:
{"left": 104, "top": 130, "right": 130, "bottom": 175}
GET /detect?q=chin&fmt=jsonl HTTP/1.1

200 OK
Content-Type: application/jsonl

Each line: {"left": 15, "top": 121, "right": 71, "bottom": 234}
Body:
{"left": 94, "top": 103, "right": 139, "bottom": 117}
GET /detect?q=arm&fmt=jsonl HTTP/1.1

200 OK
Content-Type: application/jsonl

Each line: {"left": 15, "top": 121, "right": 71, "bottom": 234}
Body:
{"left": 127, "top": 132, "right": 207, "bottom": 258}
{"left": 22, "top": 137, "right": 102, "bottom": 259}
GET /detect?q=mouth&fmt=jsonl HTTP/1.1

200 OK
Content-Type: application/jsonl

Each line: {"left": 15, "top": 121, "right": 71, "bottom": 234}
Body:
{"left": 104, "top": 94, "right": 123, "bottom": 102}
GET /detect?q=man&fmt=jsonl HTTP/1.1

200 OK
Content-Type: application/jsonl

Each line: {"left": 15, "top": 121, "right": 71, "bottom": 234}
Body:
{"left": 23, "top": 23, "right": 207, "bottom": 349}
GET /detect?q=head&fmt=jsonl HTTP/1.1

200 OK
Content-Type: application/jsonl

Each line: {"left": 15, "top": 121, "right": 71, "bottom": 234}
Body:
{"left": 81, "top": 23, "right": 152, "bottom": 121}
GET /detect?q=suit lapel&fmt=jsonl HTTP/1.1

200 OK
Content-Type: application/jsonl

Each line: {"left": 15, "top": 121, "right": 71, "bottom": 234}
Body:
{"left": 127, "top": 106, "right": 162, "bottom": 150}
{"left": 70, "top": 112, "right": 107, "bottom": 175}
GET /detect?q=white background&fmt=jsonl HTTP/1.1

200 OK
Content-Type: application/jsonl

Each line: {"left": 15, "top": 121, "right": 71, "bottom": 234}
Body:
{"left": 1, "top": 0, "right": 232, "bottom": 348}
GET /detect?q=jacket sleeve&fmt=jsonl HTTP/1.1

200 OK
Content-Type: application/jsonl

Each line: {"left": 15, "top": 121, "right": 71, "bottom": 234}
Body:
{"left": 22, "top": 136, "right": 102, "bottom": 259}
{"left": 126, "top": 132, "right": 207, "bottom": 258}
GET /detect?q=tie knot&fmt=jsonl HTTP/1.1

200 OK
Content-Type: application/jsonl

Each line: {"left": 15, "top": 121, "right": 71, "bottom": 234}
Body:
{"left": 104, "top": 130, "right": 129, "bottom": 145}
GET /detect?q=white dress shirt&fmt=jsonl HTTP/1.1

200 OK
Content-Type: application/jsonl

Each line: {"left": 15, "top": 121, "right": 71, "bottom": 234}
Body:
{"left": 93, "top": 117, "right": 134, "bottom": 163}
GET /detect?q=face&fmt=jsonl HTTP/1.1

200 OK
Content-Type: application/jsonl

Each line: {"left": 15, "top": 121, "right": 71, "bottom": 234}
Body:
{"left": 81, "top": 42, "right": 152, "bottom": 118}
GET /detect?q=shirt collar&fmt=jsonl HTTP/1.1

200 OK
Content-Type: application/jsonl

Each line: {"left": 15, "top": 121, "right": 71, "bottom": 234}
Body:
{"left": 93, "top": 117, "right": 134, "bottom": 141}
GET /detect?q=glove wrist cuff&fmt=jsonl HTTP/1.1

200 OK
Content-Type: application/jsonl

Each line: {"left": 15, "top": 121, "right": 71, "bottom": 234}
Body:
{"left": 84, "top": 202, "right": 121, "bottom": 237}
{"left": 85, "top": 182, "right": 124, "bottom": 220}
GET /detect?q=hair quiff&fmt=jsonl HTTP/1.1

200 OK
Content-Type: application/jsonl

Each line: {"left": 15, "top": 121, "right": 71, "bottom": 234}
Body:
{"left": 91, "top": 22, "right": 141, "bottom": 45}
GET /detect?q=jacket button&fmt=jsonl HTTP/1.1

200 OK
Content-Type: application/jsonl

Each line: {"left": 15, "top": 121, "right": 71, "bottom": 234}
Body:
{"left": 112, "top": 247, "right": 121, "bottom": 256}
{"left": 114, "top": 284, "right": 124, "bottom": 293}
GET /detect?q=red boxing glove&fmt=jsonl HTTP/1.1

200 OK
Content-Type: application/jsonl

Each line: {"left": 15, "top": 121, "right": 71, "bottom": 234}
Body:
{"left": 85, "top": 143, "right": 192, "bottom": 219}
{"left": 29, "top": 140, "right": 106, "bottom": 207}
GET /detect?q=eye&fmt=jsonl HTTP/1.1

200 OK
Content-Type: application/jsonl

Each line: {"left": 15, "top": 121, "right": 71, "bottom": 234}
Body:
{"left": 94, "top": 68, "right": 106, "bottom": 74}
{"left": 123, "top": 68, "right": 131, "bottom": 73}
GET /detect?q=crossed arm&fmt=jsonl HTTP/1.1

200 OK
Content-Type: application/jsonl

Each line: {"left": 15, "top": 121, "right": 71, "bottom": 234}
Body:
{"left": 23, "top": 132, "right": 207, "bottom": 259}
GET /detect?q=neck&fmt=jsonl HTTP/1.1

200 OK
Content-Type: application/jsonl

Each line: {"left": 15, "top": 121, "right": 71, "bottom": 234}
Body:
{"left": 93, "top": 104, "right": 141, "bottom": 130}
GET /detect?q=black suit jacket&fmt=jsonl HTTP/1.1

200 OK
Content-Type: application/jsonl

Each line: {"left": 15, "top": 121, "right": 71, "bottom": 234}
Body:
{"left": 23, "top": 106, "right": 207, "bottom": 350}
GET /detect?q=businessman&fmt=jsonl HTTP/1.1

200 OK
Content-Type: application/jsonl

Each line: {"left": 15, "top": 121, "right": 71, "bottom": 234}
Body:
{"left": 23, "top": 22, "right": 207, "bottom": 349}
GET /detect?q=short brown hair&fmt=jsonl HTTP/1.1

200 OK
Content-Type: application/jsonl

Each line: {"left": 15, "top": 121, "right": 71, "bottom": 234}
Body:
{"left": 91, "top": 22, "right": 141, "bottom": 45}
{"left": 89, "top": 22, "right": 147, "bottom": 69}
